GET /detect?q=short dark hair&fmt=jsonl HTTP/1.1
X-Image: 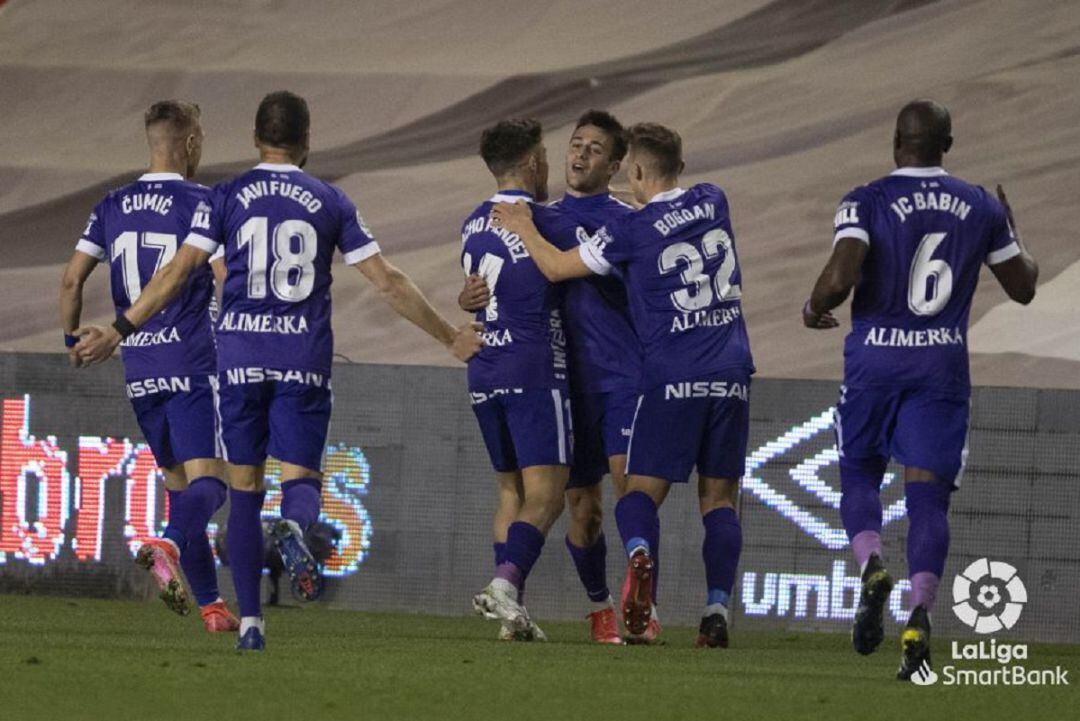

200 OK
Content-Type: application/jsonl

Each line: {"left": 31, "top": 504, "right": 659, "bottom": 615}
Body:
{"left": 627, "top": 123, "right": 683, "bottom": 178}
{"left": 479, "top": 118, "right": 543, "bottom": 176}
{"left": 144, "top": 100, "right": 200, "bottom": 134}
{"left": 255, "top": 91, "right": 310, "bottom": 148}
{"left": 574, "top": 110, "right": 628, "bottom": 161}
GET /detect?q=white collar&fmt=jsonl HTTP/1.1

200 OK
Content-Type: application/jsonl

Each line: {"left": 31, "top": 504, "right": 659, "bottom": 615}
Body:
{"left": 139, "top": 172, "right": 184, "bottom": 182}
{"left": 489, "top": 193, "right": 533, "bottom": 204}
{"left": 890, "top": 166, "right": 949, "bottom": 178}
{"left": 647, "top": 187, "right": 686, "bottom": 204}
{"left": 255, "top": 162, "right": 302, "bottom": 172}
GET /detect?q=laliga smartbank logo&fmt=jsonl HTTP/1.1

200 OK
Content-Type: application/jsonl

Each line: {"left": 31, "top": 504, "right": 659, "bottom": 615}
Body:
{"left": 910, "top": 558, "right": 1069, "bottom": 687}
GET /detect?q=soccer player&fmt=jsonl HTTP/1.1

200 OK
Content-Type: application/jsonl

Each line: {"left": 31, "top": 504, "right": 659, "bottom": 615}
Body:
{"left": 461, "top": 111, "right": 646, "bottom": 644}
{"left": 490, "top": 123, "right": 754, "bottom": 648}
{"left": 76, "top": 91, "right": 482, "bottom": 651}
{"left": 803, "top": 99, "right": 1039, "bottom": 680}
{"left": 60, "top": 100, "right": 238, "bottom": 632}
{"left": 464, "top": 118, "right": 603, "bottom": 641}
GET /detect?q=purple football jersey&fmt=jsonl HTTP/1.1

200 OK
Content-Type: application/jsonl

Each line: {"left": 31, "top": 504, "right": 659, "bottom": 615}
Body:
{"left": 461, "top": 191, "right": 580, "bottom": 392}
{"left": 76, "top": 173, "right": 215, "bottom": 381}
{"left": 548, "top": 193, "right": 642, "bottom": 394}
{"left": 833, "top": 167, "right": 1019, "bottom": 391}
{"left": 579, "top": 184, "right": 754, "bottom": 389}
{"left": 183, "top": 163, "right": 380, "bottom": 376}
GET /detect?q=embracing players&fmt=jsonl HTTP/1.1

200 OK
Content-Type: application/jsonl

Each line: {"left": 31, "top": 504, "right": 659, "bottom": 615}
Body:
{"left": 76, "top": 91, "right": 482, "bottom": 651}
{"left": 61, "top": 101, "right": 238, "bottom": 632}
{"left": 461, "top": 111, "right": 644, "bottom": 644}
{"left": 803, "top": 99, "right": 1039, "bottom": 679}
{"left": 491, "top": 123, "right": 753, "bottom": 648}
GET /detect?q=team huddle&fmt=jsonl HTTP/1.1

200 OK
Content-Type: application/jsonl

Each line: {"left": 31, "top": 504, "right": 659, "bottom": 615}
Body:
{"left": 60, "top": 91, "right": 1038, "bottom": 680}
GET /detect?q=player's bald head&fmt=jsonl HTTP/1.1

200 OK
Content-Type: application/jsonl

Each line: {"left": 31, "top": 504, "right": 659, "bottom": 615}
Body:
{"left": 894, "top": 99, "right": 952, "bottom": 162}
{"left": 144, "top": 100, "right": 201, "bottom": 146}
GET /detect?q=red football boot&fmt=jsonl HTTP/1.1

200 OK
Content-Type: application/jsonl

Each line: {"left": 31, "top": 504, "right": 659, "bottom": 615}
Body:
{"left": 587, "top": 606, "right": 625, "bottom": 645}
{"left": 620, "top": 549, "right": 654, "bottom": 637}
{"left": 135, "top": 538, "right": 189, "bottom": 616}
{"left": 200, "top": 600, "right": 240, "bottom": 633}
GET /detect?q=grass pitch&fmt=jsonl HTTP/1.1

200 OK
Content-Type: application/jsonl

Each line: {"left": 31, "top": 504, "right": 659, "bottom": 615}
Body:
{"left": 0, "top": 595, "right": 1075, "bottom": 721}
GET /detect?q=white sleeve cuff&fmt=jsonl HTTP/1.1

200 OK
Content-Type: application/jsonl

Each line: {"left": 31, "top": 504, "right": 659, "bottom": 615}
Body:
{"left": 343, "top": 241, "right": 381, "bottom": 265}
{"left": 833, "top": 228, "right": 870, "bottom": 246}
{"left": 75, "top": 239, "right": 106, "bottom": 260}
{"left": 578, "top": 243, "right": 612, "bottom": 276}
{"left": 986, "top": 241, "right": 1021, "bottom": 266}
{"left": 209, "top": 247, "right": 224, "bottom": 262}
{"left": 184, "top": 232, "right": 220, "bottom": 254}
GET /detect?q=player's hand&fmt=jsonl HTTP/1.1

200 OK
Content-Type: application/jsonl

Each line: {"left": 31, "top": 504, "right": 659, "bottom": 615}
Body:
{"left": 802, "top": 300, "right": 839, "bottom": 330}
{"left": 458, "top": 274, "right": 490, "bottom": 312}
{"left": 73, "top": 325, "right": 121, "bottom": 366}
{"left": 489, "top": 201, "right": 533, "bottom": 235}
{"left": 449, "top": 321, "right": 484, "bottom": 362}
{"left": 996, "top": 184, "right": 1018, "bottom": 234}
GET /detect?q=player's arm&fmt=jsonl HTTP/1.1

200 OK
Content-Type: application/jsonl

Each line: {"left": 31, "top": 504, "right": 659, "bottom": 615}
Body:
{"left": 458, "top": 273, "right": 490, "bottom": 312}
{"left": 59, "top": 250, "right": 100, "bottom": 367}
{"left": 75, "top": 244, "right": 210, "bottom": 365}
{"left": 804, "top": 237, "right": 868, "bottom": 329}
{"left": 489, "top": 202, "right": 594, "bottom": 281}
{"left": 210, "top": 248, "right": 227, "bottom": 307}
{"left": 988, "top": 185, "right": 1038, "bottom": 305}
{"left": 356, "top": 254, "right": 482, "bottom": 362}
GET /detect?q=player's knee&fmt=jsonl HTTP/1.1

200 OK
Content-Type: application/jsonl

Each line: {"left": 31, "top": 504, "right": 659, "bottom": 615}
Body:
{"left": 698, "top": 477, "right": 739, "bottom": 512}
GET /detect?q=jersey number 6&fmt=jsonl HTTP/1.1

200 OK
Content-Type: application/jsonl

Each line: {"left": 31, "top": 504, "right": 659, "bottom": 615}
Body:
{"left": 908, "top": 232, "right": 953, "bottom": 316}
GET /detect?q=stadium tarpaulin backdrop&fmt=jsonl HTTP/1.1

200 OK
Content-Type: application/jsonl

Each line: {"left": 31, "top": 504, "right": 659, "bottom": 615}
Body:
{"left": 1, "top": 352, "right": 1077, "bottom": 643}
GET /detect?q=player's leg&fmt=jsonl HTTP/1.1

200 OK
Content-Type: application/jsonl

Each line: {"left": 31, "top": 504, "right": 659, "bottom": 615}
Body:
{"left": 694, "top": 380, "right": 751, "bottom": 648}
{"left": 474, "top": 389, "right": 571, "bottom": 640}
{"left": 158, "top": 375, "right": 235, "bottom": 629}
{"left": 266, "top": 380, "right": 334, "bottom": 603}
{"left": 835, "top": 386, "right": 898, "bottom": 655}
{"left": 616, "top": 385, "right": 700, "bottom": 637}
{"left": 129, "top": 390, "right": 191, "bottom": 615}
{"left": 217, "top": 375, "right": 273, "bottom": 650}
{"left": 565, "top": 392, "right": 619, "bottom": 643}
{"left": 696, "top": 475, "right": 740, "bottom": 648}
{"left": 494, "top": 470, "right": 524, "bottom": 570}
{"left": 891, "top": 391, "right": 967, "bottom": 680}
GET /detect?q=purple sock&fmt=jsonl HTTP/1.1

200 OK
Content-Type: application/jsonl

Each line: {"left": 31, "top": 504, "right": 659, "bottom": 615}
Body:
{"left": 702, "top": 507, "right": 742, "bottom": 608}
{"left": 164, "top": 489, "right": 186, "bottom": 551}
{"left": 614, "top": 491, "right": 658, "bottom": 558}
{"left": 906, "top": 480, "right": 952, "bottom": 612}
{"left": 493, "top": 542, "right": 507, "bottom": 568}
{"left": 840, "top": 458, "right": 885, "bottom": 569}
{"left": 281, "top": 478, "right": 321, "bottom": 531}
{"left": 170, "top": 477, "right": 227, "bottom": 606}
{"left": 181, "top": 533, "right": 220, "bottom": 607}
{"left": 566, "top": 534, "right": 610, "bottom": 603}
{"left": 227, "top": 488, "right": 266, "bottom": 618}
{"left": 494, "top": 521, "right": 544, "bottom": 591}
{"left": 651, "top": 517, "right": 660, "bottom": 604}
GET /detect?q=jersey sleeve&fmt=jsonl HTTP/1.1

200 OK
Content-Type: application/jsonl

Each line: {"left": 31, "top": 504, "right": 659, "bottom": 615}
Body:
{"left": 578, "top": 222, "right": 625, "bottom": 276}
{"left": 833, "top": 187, "right": 872, "bottom": 246}
{"left": 534, "top": 207, "right": 588, "bottom": 253}
{"left": 984, "top": 193, "right": 1021, "bottom": 266}
{"left": 183, "top": 185, "right": 226, "bottom": 254}
{"left": 75, "top": 200, "right": 107, "bottom": 261}
{"left": 336, "top": 190, "right": 381, "bottom": 265}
